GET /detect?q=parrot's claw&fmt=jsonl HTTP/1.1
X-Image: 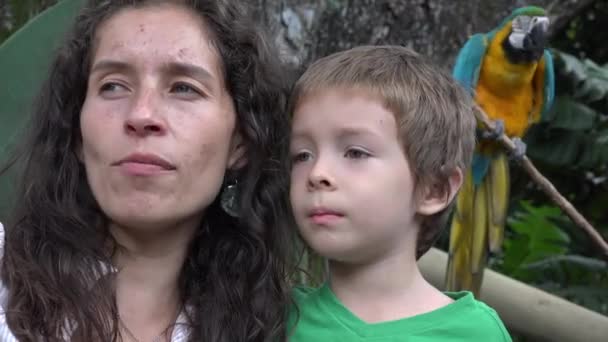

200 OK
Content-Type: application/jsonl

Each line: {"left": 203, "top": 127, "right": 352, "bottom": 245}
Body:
{"left": 481, "top": 120, "right": 505, "bottom": 141}
{"left": 509, "top": 138, "right": 527, "bottom": 160}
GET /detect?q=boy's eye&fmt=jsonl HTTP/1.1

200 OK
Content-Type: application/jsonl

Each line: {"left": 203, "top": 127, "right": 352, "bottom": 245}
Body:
{"left": 344, "top": 148, "right": 370, "bottom": 159}
{"left": 292, "top": 151, "right": 312, "bottom": 164}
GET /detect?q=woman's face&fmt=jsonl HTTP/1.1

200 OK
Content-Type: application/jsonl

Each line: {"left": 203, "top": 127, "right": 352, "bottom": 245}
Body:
{"left": 80, "top": 4, "right": 242, "bottom": 231}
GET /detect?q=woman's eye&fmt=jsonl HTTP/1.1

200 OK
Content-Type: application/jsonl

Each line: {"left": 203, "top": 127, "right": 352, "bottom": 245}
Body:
{"left": 344, "top": 148, "right": 370, "bottom": 159}
{"left": 171, "top": 82, "right": 200, "bottom": 95}
{"left": 100, "top": 82, "right": 126, "bottom": 93}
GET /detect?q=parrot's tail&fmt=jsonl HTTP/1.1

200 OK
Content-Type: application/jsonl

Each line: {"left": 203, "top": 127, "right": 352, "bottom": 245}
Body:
{"left": 487, "top": 153, "right": 509, "bottom": 252}
{"left": 446, "top": 153, "right": 509, "bottom": 295}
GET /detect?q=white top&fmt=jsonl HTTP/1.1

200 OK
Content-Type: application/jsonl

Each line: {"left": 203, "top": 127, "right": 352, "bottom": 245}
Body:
{"left": 0, "top": 222, "right": 191, "bottom": 341}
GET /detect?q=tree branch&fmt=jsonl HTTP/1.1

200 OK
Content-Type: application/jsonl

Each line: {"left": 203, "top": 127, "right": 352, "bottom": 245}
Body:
{"left": 473, "top": 106, "right": 608, "bottom": 259}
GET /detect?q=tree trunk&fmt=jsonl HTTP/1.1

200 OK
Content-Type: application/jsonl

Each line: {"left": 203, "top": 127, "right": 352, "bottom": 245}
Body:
{"left": 253, "top": 0, "right": 590, "bottom": 70}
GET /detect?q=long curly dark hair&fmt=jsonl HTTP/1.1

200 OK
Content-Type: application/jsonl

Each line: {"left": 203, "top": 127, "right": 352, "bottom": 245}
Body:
{"left": 0, "top": 1, "right": 296, "bottom": 341}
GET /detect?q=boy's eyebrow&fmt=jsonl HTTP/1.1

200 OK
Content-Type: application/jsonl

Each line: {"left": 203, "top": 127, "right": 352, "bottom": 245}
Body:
{"left": 336, "top": 126, "right": 381, "bottom": 139}
{"left": 290, "top": 126, "right": 381, "bottom": 141}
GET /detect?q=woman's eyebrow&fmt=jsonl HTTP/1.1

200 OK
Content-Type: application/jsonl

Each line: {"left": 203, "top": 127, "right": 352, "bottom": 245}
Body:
{"left": 162, "top": 62, "right": 215, "bottom": 83}
{"left": 89, "top": 60, "right": 216, "bottom": 85}
{"left": 90, "top": 59, "right": 134, "bottom": 76}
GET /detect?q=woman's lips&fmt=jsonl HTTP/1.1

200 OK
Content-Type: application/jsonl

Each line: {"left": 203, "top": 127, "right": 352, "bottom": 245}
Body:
{"left": 113, "top": 153, "right": 176, "bottom": 176}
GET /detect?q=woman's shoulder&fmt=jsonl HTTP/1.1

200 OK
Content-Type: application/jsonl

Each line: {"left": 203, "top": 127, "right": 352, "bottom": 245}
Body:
{"left": 0, "top": 221, "right": 7, "bottom": 306}
{"left": 0, "top": 222, "right": 17, "bottom": 341}
{"left": 0, "top": 221, "right": 4, "bottom": 255}
{"left": 0, "top": 301, "right": 16, "bottom": 342}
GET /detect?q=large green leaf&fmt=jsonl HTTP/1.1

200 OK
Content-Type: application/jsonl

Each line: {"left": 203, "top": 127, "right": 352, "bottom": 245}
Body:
{"left": 524, "top": 254, "right": 607, "bottom": 271}
{"left": 547, "top": 96, "right": 597, "bottom": 130}
{"left": 0, "top": 0, "right": 84, "bottom": 218}
{"left": 577, "top": 59, "right": 608, "bottom": 102}
{"left": 501, "top": 201, "right": 570, "bottom": 279}
{"left": 577, "top": 130, "right": 608, "bottom": 169}
{"left": 555, "top": 50, "right": 587, "bottom": 85}
{"left": 554, "top": 50, "right": 608, "bottom": 102}
{"left": 525, "top": 127, "right": 582, "bottom": 167}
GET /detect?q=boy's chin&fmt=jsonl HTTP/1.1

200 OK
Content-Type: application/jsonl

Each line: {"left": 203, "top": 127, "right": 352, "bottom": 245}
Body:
{"left": 306, "top": 240, "right": 376, "bottom": 265}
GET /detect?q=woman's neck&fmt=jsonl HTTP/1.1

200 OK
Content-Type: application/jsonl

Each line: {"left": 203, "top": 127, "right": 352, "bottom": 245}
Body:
{"left": 111, "top": 219, "right": 198, "bottom": 341}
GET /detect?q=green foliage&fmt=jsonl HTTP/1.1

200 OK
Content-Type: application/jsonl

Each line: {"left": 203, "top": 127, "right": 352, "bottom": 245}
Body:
{"left": 525, "top": 50, "right": 608, "bottom": 170}
{"left": 0, "top": 0, "right": 58, "bottom": 44}
{"left": 496, "top": 201, "right": 608, "bottom": 315}
{"left": 552, "top": 1, "right": 608, "bottom": 64}
{"left": 503, "top": 48, "right": 608, "bottom": 316}
{"left": 515, "top": 49, "right": 608, "bottom": 230}
{"left": 499, "top": 201, "right": 570, "bottom": 279}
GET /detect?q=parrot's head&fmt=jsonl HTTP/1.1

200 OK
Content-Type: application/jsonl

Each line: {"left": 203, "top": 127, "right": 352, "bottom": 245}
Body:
{"left": 502, "top": 7, "right": 549, "bottom": 63}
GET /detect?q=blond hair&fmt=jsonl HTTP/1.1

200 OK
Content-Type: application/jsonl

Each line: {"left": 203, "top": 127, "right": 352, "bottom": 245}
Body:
{"left": 289, "top": 45, "right": 476, "bottom": 258}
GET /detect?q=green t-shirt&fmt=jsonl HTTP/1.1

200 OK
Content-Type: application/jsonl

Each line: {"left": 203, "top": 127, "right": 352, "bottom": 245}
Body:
{"left": 289, "top": 283, "right": 512, "bottom": 341}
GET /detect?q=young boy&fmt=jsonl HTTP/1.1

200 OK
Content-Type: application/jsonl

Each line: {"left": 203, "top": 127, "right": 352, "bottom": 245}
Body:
{"left": 288, "top": 45, "right": 511, "bottom": 341}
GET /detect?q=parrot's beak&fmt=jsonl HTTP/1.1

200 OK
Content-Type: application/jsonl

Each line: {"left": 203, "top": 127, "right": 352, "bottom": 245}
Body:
{"left": 523, "top": 16, "right": 549, "bottom": 51}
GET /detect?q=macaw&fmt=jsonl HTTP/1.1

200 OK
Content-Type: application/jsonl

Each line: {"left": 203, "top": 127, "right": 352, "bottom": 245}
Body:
{"left": 446, "top": 6, "right": 555, "bottom": 295}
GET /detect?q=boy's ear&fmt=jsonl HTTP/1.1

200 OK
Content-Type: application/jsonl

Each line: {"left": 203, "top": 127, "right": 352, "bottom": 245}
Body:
{"left": 227, "top": 132, "right": 247, "bottom": 170}
{"left": 417, "top": 167, "right": 463, "bottom": 215}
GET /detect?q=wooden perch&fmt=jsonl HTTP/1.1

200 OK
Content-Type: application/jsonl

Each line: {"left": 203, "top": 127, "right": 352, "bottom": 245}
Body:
{"left": 473, "top": 106, "right": 608, "bottom": 259}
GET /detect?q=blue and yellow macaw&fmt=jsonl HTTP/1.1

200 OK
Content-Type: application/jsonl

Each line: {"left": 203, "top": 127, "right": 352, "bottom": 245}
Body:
{"left": 446, "top": 6, "right": 555, "bottom": 295}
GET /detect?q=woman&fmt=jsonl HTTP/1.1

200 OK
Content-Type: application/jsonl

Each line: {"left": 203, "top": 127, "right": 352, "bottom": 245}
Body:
{"left": 0, "top": 0, "right": 295, "bottom": 341}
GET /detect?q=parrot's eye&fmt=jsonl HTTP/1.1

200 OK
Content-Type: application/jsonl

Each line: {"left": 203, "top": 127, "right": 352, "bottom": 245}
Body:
{"left": 512, "top": 15, "right": 531, "bottom": 32}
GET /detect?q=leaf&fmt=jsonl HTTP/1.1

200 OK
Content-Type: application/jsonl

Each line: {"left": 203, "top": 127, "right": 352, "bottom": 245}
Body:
{"left": 524, "top": 254, "right": 608, "bottom": 271}
{"left": 577, "top": 130, "right": 608, "bottom": 168}
{"left": 548, "top": 96, "right": 597, "bottom": 130}
{"left": 526, "top": 127, "right": 582, "bottom": 167}
{"left": 554, "top": 50, "right": 608, "bottom": 103}
{"left": 574, "top": 78, "right": 608, "bottom": 102}
{"left": 500, "top": 234, "right": 532, "bottom": 277}
{"left": 506, "top": 201, "right": 570, "bottom": 268}
{"left": 554, "top": 50, "right": 587, "bottom": 84}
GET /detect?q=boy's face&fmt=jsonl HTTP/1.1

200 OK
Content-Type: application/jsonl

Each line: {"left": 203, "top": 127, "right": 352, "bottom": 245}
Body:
{"left": 289, "top": 87, "right": 421, "bottom": 264}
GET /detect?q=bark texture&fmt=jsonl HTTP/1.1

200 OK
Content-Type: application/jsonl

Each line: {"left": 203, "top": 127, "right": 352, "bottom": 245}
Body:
{"left": 252, "top": 0, "right": 590, "bottom": 70}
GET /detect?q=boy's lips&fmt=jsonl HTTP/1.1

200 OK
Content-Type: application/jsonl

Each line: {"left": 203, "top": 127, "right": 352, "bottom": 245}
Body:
{"left": 308, "top": 208, "right": 344, "bottom": 225}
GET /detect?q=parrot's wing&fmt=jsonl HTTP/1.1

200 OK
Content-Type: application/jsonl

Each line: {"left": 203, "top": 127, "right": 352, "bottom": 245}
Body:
{"left": 540, "top": 49, "right": 556, "bottom": 121}
{"left": 530, "top": 49, "right": 556, "bottom": 124}
{"left": 452, "top": 33, "right": 488, "bottom": 93}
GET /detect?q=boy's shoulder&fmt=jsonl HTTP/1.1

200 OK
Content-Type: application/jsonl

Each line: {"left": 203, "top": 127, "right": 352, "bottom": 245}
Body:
{"left": 439, "top": 291, "right": 512, "bottom": 341}
{"left": 290, "top": 284, "right": 324, "bottom": 312}
{"left": 289, "top": 286, "right": 511, "bottom": 342}
{"left": 292, "top": 284, "right": 319, "bottom": 300}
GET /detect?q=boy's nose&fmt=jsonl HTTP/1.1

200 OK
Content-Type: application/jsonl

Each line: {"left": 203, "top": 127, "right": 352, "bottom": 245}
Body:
{"left": 307, "top": 162, "right": 336, "bottom": 191}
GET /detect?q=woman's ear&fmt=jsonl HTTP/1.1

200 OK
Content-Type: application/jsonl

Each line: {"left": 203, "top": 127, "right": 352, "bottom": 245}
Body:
{"left": 227, "top": 132, "right": 247, "bottom": 170}
{"left": 75, "top": 142, "right": 84, "bottom": 163}
{"left": 417, "top": 167, "right": 463, "bottom": 215}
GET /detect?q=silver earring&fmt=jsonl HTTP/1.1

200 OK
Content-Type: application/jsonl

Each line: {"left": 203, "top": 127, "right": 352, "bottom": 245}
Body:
{"left": 220, "top": 179, "right": 239, "bottom": 217}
